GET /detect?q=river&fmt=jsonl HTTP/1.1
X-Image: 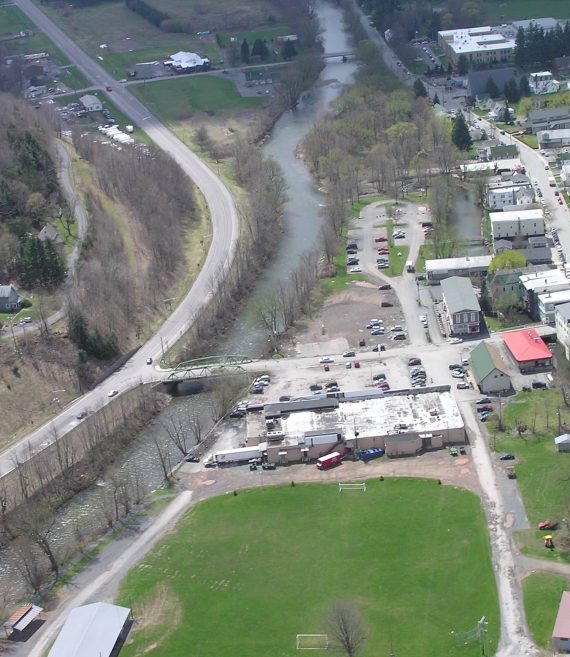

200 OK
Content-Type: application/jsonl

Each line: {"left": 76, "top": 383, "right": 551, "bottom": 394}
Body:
{"left": 0, "top": 0, "right": 357, "bottom": 602}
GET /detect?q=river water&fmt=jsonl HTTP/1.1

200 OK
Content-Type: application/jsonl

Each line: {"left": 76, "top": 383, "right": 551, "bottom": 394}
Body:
{"left": 0, "top": 0, "right": 357, "bottom": 600}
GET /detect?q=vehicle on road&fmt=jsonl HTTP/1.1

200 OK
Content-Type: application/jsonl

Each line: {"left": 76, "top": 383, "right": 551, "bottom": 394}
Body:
{"left": 558, "top": 197, "right": 564, "bottom": 205}
{"left": 320, "top": 356, "right": 334, "bottom": 364}
{"left": 108, "top": 389, "right": 118, "bottom": 397}
{"left": 106, "top": 85, "right": 112, "bottom": 91}
{"left": 499, "top": 453, "right": 515, "bottom": 460}
{"left": 76, "top": 410, "right": 88, "bottom": 420}
{"left": 378, "top": 284, "right": 391, "bottom": 290}
{"left": 456, "top": 382, "right": 469, "bottom": 389}
{"left": 146, "top": 357, "right": 153, "bottom": 365}
{"left": 316, "top": 452, "right": 342, "bottom": 470}
{"left": 448, "top": 337, "right": 463, "bottom": 344}
{"left": 405, "top": 260, "right": 415, "bottom": 273}
{"left": 343, "top": 351, "right": 356, "bottom": 357}
{"left": 349, "top": 267, "right": 362, "bottom": 273}
{"left": 381, "top": 302, "right": 393, "bottom": 307}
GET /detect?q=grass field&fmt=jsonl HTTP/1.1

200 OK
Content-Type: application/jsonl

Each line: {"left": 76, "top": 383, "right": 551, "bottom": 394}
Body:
{"left": 523, "top": 572, "right": 569, "bottom": 648}
{"left": 61, "top": 67, "right": 90, "bottom": 91}
{"left": 0, "top": 4, "right": 33, "bottom": 33}
{"left": 216, "top": 26, "right": 292, "bottom": 47}
{"left": 489, "top": 389, "right": 570, "bottom": 560}
{"left": 130, "top": 76, "right": 265, "bottom": 122}
{"left": 484, "top": 0, "right": 570, "bottom": 20}
{"left": 117, "top": 479, "right": 499, "bottom": 657}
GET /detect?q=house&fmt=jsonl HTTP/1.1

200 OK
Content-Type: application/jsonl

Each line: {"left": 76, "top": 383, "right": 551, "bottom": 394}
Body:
{"left": 554, "top": 435, "right": 570, "bottom": 452}
{"left": 470, "top": 341, "right": 511, "bottom": 394}
{"left": 552, "top": 591, "right": 570, "bottom": 651}
{"left": 47, "top": 602, "right": 131, "bottom": 657}
{"left": 490, "top": 209, "right": 544, "bottom": 240}
{"left": 538, "top": 289, "right": 570, "bottom": 324}
{"left": 529, "top": 71, "right": 560, "bottom": 95}
{"left": 520, "top": 269, "right": 570, "bottom": 319}
{"left": 476, "top": 141, "right": 518, "bottom": 161}
{"left": 492, "top": 237, "right": 551, "bottom": 265}
{"left": 502, "top": 328, "right": 553, "bottom": 372}
{"left": 0, "top": 284, "right": 23, "bottom": 312}
{"left": 441, "top": 276, "right": 482, "bottom": 335}
{"left": 461, "top": 159, "right": 523, "bottom": 176}
{"left": 538, "top": 128, "right": 570, "bottom": 149}
{"left": 38, "top": 224, "right": 64, "bottom": 245}
{"left": 487, "top": 267, "right": 533, "bottom": 304}
{"left": 555, "top": 302, "right": 570, "bottom": 360}
{"left": 487, "top": 179, "right": 534, "bottom": 210}
{"left": 79, "top": 94, "right": 102, "bottom": 113}
{"left": 426, "top": 255, "right": 492, "bottom": 284}
{"left": 525, "top": 107, "right": 570, "bottom": 134}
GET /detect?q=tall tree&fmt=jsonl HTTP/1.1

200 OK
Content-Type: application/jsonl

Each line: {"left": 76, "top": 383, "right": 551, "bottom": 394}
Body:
{"left": 519, "top": 75, "right": 530, "bottom": 97}
{"left": 240, "top": 39, "right": 250, "bottom": 63}
{"left": 251, "top": 38, "right": 269, "bottom": 60}
{"left": 485, "top": 75, "right": 499, "bottom": 98}
{"left": 433, "top": 92, "right": 440, "bottom": 105}
{"left": 326, "top": 601, "right": 367, "bottom": 657}
{"left": 451, "top": 112, "right": 472, "bottom": 151}
{"left": 281, "top": 39, "right": 297, "bottom": 60}
{"left": 413, "top": 78, "right": 428, "bottom": 98}
{"left": 457, "top": 53, "right": 468, "bottom": 75}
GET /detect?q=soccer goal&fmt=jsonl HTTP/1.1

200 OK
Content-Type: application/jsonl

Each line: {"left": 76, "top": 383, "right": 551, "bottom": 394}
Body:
{"left": 338, "top": 482, "right": 366, "bottom": 493}
{"left": 296, "top": 634, "right": 329, "bottom": 650}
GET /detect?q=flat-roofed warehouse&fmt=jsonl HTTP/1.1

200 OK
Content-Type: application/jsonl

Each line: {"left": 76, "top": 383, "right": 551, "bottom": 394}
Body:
{"left": 246, "top": 389, "right": 465, "bottom": 462}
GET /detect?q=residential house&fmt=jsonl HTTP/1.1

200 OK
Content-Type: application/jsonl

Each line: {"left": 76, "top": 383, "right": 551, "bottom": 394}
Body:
{"left": 552, "top": 591, "right": 570, "bottom": 652}
{"left": 554, "top": 435, "right": 570, "bottom": 452}
{"left": 426, "top": 255, "right": 492, "bottom": 284}
{"left": 477, "top": 141, "right": 518, "bottom": 161}
{"left": 469, "top": 341, "right": 511, "bottom": 394}
{"left": 502, "top": 328, "right": 553, "bottom": 372}
{"left": 487, "top": 179, "right": 534, "bottom": 210}
{"left": 538, "top": 289, "right": 570, "bottom": 324}
{"left": 525, "top": 107, "right": 570, "bottom": 134}
{"left": 0, "top": 284, "right": 23, "bottom": 312}
{"left": 490, "top": 209, "right": 544, "bottom": 240}
{"left": 555, "top": 302, "right": 570, "bottom": 360}
{"left": 38, "top": 224, "right": 64, "bottom": 245}
{"left": 537, "top": 129, "right": 570, "bottom": 149}
{"left": 441, "top": 276, "right": 482, "bottom": 335}
{"left": 79, "top": 94, "right": 102, "bottom": 113}
{"left": 492, "top": 237, "right": 552, "bottom": 265}
{"left": 529, "top": 71, "right": 560, "bottom": 94}
{"left": 520, "top": 269, "right": 570, "bottom": 319}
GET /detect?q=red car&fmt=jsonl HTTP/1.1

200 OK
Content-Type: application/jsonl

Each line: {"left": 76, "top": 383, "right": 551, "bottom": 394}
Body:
{"left": 378, "top": 284, "right": 391, "bottom": 290}
{"left": 377, "top": 382, "right": 390, "bottom": 390}
{"left": 478, "top": 405, "right": 493, "bottom": 413}
{"left": 538, "top": 520, "right": 559, "bottom": 530}
{"left": 558, "top": 197, "right": 564, "bottom": 205}
{"left": 378, "top": 248, "right": 389, "bottom": 255}
{"left": 375, "top": 236, "right": 388, "bottom": 242}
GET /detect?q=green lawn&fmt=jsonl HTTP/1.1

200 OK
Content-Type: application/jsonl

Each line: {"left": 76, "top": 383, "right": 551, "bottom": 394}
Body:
{"left": 523, "top": 572, "right": 569, "bottom": 648}
{"left": 350, "top": 195, "right": 387, "bottom": 219}
{"left": 484, "top": 0, "right": 570, "bottom": 20}
{"left": 0, "top": 4, "right": 33, "bottom": 33}
{"left": 488, "top": 390, "right": 570, "bottom": 559}
{"left": 130, "top": 76, "right": 265, "bottom": 122}
{"left": 61, "top": 67, "right": 90, "bottom": 91}
{"left": 388, "top": 244, "right": 409, "bottom": 276}
{"left": 216, "top": 26, "right": 292, "bottom": 47}
{"left": 518, "top": 134, "right": 538, "bottom": 149}
{"left": 117, "top": 480, "right": 499, "bottom": 657}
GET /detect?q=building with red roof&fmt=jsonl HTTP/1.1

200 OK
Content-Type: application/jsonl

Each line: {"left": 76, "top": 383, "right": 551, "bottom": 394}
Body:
{"left": 502, "top": 328, "right": 552, "bottom": 372}
{"left": 552, "top": 591, "right": 570, "bottom": 652}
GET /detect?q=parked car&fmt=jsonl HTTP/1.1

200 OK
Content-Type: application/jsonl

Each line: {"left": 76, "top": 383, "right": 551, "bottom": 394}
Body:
{"left": 408, "top": 357, "right": 421, "bottom": 366}
{"left": 375, "top": 236, "right": 388, "bottom": 242}
{"left": 449, "top": 364, "right": 462, "bottom": 370}
{"left": 324, "top": 381, "right": 339, "bottom": 389}
{"left": 499, "top": 453, "right": 515, "bottom": 460}
{"left": 343, "top": 351, "right": 356, "bottom": 357}
{"left": 354, "top": 361, "right": 360, "bottom": 368}
{"left": 378, "top": 284, "right": 391, "bottom": 290}
{"left": 532, "top": 381, "right": 547, "bottom": 389}
{"left": 381, "top": 302, "right": 393, "bottom": 307}
{"left": 319, "top": 356, "right": 334, "bottom": 364}
{"left": 459, "top": 446, "right": 466, "bottom": 455}
{"left": 345, "top": 361, "right": 352, "bottom": 369}
{"left": 146, "top": 357, "right": 153, "bottom": 365}
{"left": 392, "top": 333, "right": 406, "bottom": 340}
{"left": 371, "top": 328, "right": 384, "bottom": 335}
{"left": 476, "top": 398, "right": 491, "bottom": 405}
{"left": 456, "top": 382, "right": 469, "bottom": 389}
{"left": 478, "top": 405, "right": 493, "bottom": 412}
{"left": 262, "top": 462, "right": 277, "bottom": 470}
{"left": 185, "top": 454, "right": 200, "bottom": 463}
{"left": 372, "top": 373, "right": 386, "bottom": 381}
{"left": 310, "top": 384, "right": 323, "bottom": 391}
{"left": 349, "top": 266, "right": 362, "bottom": 273}
{"left": 451, "top": 371, "right": 464, "bottom": 379}
{"left": 108, "top": 389, "right": 119, "bottom": 397}
{"left": 449, "top": 446, "right": 458, "bottom": 456}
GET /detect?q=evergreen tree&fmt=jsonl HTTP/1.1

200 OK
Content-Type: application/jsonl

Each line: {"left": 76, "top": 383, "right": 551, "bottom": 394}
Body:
{"left": 457, "top": 54, "right": 468, "bottom": 75}
{"left": 251, "top": 38, "right": 269, "bottom": 60}
{"left": 433, "top": 92, "right": 440, "bottom": 105}
{"left": 485, "top": 75, "right": 499, "bottom": 98}
{"left": 500, "top": 104, "right": 512, "bottom": 124}
{"left": 514, "top": 27, "right": 526, "bottom": 66}
{"left": 447, "top": 62, "right": 453, "bottom": 75}
{"left": 281, "top": 39, "right": 297, "bottom": 60}
{"left": 240, "top": 39, "right": 250, "bottom": 63}
{"left": 451, "top": 112, "right": 472, "bottom": 151}
{"left": 519, "top": 75, "right": 530, "bottom": 97}
{"left": 413, "top": 78, "right": 428, "bottom": 98}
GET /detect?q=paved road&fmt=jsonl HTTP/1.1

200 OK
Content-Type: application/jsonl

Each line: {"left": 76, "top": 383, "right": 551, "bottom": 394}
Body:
{"left": 0, "top": 0, "right": 239, "bottom": 476}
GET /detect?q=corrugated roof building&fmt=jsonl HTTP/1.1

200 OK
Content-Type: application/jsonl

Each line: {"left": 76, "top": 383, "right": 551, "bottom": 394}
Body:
{"left": 502, "top": 328, "right": 552, "bottom": 372}
{"left": 469, "top": 341, "right": 511, "bottom": 394}
{"left": 552, "top": 591, "right": 570, "bottom": 651}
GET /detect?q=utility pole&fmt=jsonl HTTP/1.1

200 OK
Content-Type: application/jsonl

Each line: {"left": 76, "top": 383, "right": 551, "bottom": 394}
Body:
{"left": 478, "top": 616, "right": 488, "bottom": 657}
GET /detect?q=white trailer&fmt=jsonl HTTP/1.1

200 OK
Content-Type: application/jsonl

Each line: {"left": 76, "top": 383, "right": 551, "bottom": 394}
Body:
{"left": 214, "top": 446, "right": 264, "bottom": 464}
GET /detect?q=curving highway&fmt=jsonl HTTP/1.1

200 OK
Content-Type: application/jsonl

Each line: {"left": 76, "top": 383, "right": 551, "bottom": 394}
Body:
{"left": 1, "top": 0, "right": 239, "bottom": 476}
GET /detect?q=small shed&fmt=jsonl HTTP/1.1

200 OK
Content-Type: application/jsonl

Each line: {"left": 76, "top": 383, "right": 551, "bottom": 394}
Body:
{"left": 555, "top": 434, "right": 570, "bottom": 453}
{"left": 553, "top": 591, "right": 570, "bottom": 652}
{"left": 79, "top": 94, "right": 102, "bottom": 112}
{"left": 3, "top": 604, "right": 43, "bottom": 637}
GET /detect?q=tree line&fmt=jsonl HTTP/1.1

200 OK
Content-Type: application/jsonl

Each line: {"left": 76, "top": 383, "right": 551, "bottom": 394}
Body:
{"left": 515, "top": 22, "right": 570, "bottom": 68}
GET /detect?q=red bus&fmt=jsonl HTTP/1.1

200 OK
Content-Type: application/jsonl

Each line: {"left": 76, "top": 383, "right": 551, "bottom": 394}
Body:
{"left": 316, "top": 452, "right": 342, "bottom": 470}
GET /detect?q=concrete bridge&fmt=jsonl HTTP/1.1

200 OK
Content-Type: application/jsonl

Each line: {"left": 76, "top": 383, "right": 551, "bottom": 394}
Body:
{"left": 322, "top": 51, "right": 354, "bottom": 60}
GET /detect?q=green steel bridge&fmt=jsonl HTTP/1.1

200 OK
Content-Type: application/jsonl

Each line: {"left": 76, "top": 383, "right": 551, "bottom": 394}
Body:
{"left": 163, "top": 355, "right": 252, "bottom": 383}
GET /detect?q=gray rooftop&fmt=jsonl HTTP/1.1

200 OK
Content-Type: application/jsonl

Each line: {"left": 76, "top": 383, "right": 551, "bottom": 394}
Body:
{"left": 528, "top": 107, "right": 570, "bottom": 123}
{"left": 441, "top": 276, "right": 481, "bottom": 314}
{"left": 0, "top": 284, "right": 18, "bottom": 298}
{"left": 48, "top": 603, "right": 130, "bottom": 657}
{"left": 556, "top": 302, "right": 570, "bottom": 322}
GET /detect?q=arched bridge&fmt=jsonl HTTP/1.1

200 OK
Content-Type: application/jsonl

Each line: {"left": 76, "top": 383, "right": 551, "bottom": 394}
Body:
{"left": 164, "top": 355, "right": 253, "bottom": 382}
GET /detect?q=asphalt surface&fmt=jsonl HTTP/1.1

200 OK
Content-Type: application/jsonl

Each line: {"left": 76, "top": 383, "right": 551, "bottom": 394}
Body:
{"left": 0, "top": 0, "right": 239, "bottom": 476}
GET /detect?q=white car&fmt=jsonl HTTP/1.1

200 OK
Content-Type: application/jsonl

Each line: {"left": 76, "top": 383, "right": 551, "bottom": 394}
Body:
{"left": 448, "top": 337, "right": 463, "bottom": 344}
{"left": 108, "top": 389, "right": 119, "bottom": 397}
{"left": 349, "top": 267, "right": 362, "bottom": 273}
{"left": 319, "top": 356, "right": 334, "bottom": 364}
{"left": 451, "top": 371, "right": 465, "bottom": 379}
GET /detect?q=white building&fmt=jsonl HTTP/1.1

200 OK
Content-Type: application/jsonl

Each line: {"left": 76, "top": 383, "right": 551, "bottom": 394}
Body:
{"left": 561, "top": 162, "right": 570, "bottom": 189}
{"left": 538, "top": 289, "right": 570, "bottom": 324}
{"left": 438, "top": 27, "right": 515, "bottom": 67}
{"left": 426, "top": 255, "right": 492, "bottom": 284}
{"left": 521, "top": 268, "right": 570, "bottom": 319}
{"left": 461, "top": 158, "right": 522, "bottom": 175}
{"left": 490, "top": 208, "right": 544, "bottom": 240}
{"left": 555, "top": 302, "right": 570, "bottom": 359}
{"left": 165, "top": 51, "right": 210, "bottom": 72}
{"left": 529, "top": 71, "right": 560, "bottom": 95}
{"left": 79, "top": 94, "right": 102, "bottom": 112}
{"left": 487, "top": 180, "right": 534, "bottom": 210}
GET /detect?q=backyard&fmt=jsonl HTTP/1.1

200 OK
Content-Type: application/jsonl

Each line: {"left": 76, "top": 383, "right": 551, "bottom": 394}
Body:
{"left": 117, "top": 479, "right": 499, "bottom": 657}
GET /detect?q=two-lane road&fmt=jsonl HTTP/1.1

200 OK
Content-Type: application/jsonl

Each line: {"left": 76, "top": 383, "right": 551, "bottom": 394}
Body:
{"left": 2, "top": 0, "right": 239, "bottom": 476}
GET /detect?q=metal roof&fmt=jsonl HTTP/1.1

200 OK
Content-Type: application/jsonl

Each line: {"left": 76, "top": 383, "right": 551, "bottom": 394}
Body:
{"left": 0, "top": 284, "right": 18, "bottom": 299}
{"left": 441, "top": 276, "right": 481, "bottom": 315}
{"left": 556, "top": 302, "right": 570, "bottom": 322}
{"left": 553, "top": 591, "right": 570, "bottom": 639}
{"left": 426, "top": 255, "right": 492, "bottom": 273}
{"left": 502, "top": 328, "right": 552, "bottom": 362}
{"left": 47, "top": 603, "right": 130, "bottom": 657}
{"left": 470, "top": 341, "right": 509, "bottom": 384}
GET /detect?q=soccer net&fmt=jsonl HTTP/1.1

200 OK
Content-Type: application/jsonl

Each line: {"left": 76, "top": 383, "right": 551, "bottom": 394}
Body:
{"left": 338, "top": 482, "right": 367, "bottom": 493}
{"left": 296, "top": 634, "right": 329, "bottom": 650}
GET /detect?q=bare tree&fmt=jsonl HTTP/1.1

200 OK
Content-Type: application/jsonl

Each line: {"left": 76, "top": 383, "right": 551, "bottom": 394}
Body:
{"left": 163, "top": 416, "right": 190, "bottom": 456}
{"left": 326, "top": 601, "right": 367, "bottom": 657}
{"left": 13, "top": 540, "right": 49, "bottom": 595}
{"left": 188, "top": 413, "right": 204, "bottom": 446}
{"left": 152, "top": 437, "right": 172, "bottom": 483}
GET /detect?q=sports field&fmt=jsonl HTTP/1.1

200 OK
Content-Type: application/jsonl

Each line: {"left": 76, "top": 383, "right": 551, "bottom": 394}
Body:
{"left": 117, "top": 479, "right": 499, "bottom": 657}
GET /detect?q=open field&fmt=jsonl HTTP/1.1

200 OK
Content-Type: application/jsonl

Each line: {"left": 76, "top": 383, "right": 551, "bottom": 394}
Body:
{"left": 61, "top": 66, "right": 90, "bottom": 91}
{"left": 118, "top": 479, "right": 498, "bottom": 657}
{"left": 130, "top": 76, "right": 265, "bottom": 122}
{"left": 216, "top": 26, "right": 292, "bottom": 47}
{"left": 484, "top": 0, "right": 570, "bottom": 21}
{"left": 489, "top": 390, "right": 570, "bottom": 559}
{"left": 523, "top": 572, "right": 569, "bottom": 648}
{"left": 0, "top": 4, "right": 33, "bottom": 33}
